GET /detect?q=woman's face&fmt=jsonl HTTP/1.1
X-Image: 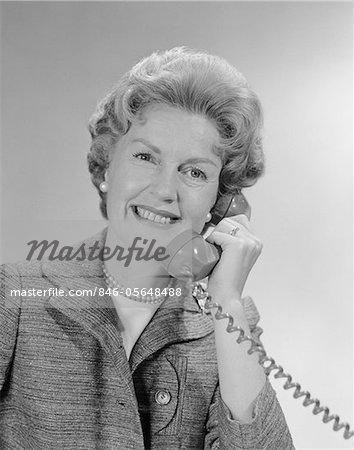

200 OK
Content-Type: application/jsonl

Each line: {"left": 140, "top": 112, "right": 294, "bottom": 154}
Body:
{"left": 106, "top": 104, "right": 222, "bottom": 249}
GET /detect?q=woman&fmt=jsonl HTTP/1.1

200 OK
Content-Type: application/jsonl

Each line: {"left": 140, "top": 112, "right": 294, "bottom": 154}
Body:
{"left": 0, "top": 47, "right": 294, "bottom": 449}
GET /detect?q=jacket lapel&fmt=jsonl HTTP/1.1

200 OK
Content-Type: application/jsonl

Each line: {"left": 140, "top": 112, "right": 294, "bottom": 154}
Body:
{"left": 42, "top": 230, "right": 136, "bottom": 390}
{"left": 129, "top": 278, "right": 215, "bottom": 373}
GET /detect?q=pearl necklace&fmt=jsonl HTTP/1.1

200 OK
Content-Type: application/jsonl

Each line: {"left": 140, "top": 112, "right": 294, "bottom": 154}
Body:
{"left": 102, "top": 265, "right": 174, "bottom": 304}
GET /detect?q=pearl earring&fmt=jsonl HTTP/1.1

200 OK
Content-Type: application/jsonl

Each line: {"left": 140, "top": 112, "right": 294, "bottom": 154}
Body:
{"left": 206, "top": 212, "right": 212, "bottom": 222}
{"left": 99, "top": 181, "right": 108, "bottom": 193}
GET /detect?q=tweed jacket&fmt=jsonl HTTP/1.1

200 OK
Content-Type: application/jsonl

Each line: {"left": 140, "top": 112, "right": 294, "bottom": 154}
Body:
{"left": 0, "top": 230, "right": 294, "bottom": 449}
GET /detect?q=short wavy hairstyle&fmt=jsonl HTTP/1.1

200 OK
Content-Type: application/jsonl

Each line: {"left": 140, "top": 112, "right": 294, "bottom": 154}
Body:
{"left": 88, "top": 46, "right": 265, "bottom": 218}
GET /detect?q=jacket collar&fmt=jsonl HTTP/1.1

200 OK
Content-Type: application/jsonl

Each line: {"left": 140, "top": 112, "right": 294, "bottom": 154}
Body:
{"left": 43, "top": 228, "right": 214, "bottom": 372}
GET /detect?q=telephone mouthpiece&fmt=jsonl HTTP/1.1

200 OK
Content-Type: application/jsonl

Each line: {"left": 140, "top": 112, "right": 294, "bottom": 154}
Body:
{"left": 160, "top": 230, "right": 219, "bottom": 281}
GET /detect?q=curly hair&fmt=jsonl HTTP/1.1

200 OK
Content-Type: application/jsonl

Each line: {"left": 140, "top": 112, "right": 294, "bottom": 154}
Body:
{"left": 87, "top": 47, "right": 265, "bottom": 218}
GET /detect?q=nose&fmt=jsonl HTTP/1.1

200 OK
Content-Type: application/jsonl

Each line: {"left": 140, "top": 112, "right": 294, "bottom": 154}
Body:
{"left": 149, "top": 166, "right": 178, "bottom": 203}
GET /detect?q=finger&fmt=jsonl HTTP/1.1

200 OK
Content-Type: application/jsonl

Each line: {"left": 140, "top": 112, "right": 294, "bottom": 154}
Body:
{"left": 226, "top": 214, "right": 253, "bottom": 232}
{"left": 215, "top": 218, "right": 254, "bottom": 238}
{"left": 207, "top": 229, "right": 263, "bottom": 254}
{"left": 206, "top": 229, "right": 237, "bottom": 247}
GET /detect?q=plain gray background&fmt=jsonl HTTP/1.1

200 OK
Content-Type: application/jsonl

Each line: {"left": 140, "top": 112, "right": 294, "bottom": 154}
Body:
{"left": 1, "top": 2, "right": 353, "bottom": 448}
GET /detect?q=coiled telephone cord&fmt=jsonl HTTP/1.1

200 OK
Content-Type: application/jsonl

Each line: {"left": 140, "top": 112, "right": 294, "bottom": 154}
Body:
{"left": 192, "top": 283, "right": 354, "bottom": 441}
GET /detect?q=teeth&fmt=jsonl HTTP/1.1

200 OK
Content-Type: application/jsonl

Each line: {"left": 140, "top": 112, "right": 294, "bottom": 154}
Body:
{"left": 136, "top": 206, "right": 174, "bottom": 224}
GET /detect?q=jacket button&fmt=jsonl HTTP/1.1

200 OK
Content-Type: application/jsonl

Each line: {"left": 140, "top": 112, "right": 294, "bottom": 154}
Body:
{"left": 154, "top": 389, "right": 171, "bottom": 405}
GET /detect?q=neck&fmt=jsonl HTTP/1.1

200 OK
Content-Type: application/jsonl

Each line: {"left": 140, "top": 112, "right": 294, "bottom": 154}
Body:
{"left": 104, "top": 227, "right": 171, "bottom": 292}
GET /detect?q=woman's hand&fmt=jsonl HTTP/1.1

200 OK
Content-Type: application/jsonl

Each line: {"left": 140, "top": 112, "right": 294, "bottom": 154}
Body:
{"left": 206, "top": 214, "right": 263, "bottom": 306}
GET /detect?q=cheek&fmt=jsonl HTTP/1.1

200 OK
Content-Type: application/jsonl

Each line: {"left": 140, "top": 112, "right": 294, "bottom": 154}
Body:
{"left": 187, "top": 209, "right": 211, "bottom": 235}
{"left": 185, "top": 194, "right": 216, "bottom": 224}
{"left": 108, "top": 166, "right": 141, "bottom": 202}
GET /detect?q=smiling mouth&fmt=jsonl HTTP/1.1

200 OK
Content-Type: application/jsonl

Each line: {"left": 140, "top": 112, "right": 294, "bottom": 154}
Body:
{"left": 132, "top": 206, "right": 180, "bottom": 225}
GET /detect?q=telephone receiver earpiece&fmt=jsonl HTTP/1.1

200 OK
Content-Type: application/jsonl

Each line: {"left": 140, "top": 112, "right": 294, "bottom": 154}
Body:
{"left": 160, "top": 192, "right": 251, "bottom": 281}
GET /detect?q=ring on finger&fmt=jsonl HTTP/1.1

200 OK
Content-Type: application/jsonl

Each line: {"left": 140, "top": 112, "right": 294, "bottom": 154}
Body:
{"left": 229, "top": 227, "right": 240, "bottom": 237}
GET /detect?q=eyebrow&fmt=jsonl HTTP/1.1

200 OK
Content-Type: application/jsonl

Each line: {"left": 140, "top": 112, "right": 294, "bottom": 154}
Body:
{"left": 131, "top": 138, "right": 219, "bottom": 168}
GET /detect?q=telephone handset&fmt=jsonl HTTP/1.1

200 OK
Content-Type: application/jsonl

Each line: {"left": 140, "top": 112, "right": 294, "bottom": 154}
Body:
{"left": 161, "top": 192, "right": 251, "bottom": 281}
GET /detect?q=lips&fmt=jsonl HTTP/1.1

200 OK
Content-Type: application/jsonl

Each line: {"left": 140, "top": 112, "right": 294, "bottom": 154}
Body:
{"left": 132, "top": 205, "right": 181, "bottom": 225}
{"left": 136, "top": 205, "right": 180, "bottom": 219}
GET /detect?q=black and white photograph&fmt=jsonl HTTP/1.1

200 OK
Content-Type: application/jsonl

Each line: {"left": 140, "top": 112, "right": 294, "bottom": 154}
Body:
{"left": 0, "top": 1, "right": 353, "bottom": 449}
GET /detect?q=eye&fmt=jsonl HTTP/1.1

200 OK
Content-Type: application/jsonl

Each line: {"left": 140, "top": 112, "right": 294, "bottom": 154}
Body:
{"left": 185, "top": 167, "right": 208, "bottom": 180}
{"left": 132, "top": 152, "right": 153, "bottom": 162}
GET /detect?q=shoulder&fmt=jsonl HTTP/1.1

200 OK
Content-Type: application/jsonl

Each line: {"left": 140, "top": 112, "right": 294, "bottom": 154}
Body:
{"left": 1, "top": 228, "right": 108, "bottom": 288}
{"left": 1, "top": 260, "right": 43, "bottom": 280}
{"left": 1, "top": 259, "right": 56, "bottom": 295}
{"left": 1, "top": 261, "right": 44, "bottom": 303}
